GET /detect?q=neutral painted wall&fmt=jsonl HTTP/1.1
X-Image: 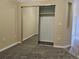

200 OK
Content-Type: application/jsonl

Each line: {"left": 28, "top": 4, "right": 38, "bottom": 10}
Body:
{"left": 54, "top": 0, "right": 69, "bottom": 46}
{"left": 22, "top": 7, "right": 38, "bottom": 40}
{"left": 53, "top": 0, "right": 72, "bottom": 46}
{"left": 19, "top": 0, "right": 72, "bottom": 47}
{"left": 0, "top": 0, "right": 18, "bottom": 49}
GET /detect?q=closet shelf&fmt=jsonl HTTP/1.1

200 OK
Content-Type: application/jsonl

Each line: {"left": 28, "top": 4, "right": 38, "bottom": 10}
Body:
{"left": 40, "top": 12, "right": 55, "bottom": 16}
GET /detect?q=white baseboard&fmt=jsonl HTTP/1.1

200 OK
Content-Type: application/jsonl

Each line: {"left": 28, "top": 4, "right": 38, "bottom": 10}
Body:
{"left": 54, "top": 45, "right": 71, "bottom": 49}
{"left": 23, "top": 33, "right": 38, "bottom": 41}
{"left": 0, "top": 41, "right": 21, "bottom": 52}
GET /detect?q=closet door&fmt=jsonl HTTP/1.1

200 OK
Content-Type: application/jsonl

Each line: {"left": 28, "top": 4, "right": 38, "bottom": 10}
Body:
{"left": 39, "top": 5, "right": 55, "bottom": 44}
{"left": 40, "top": 16, "right": 54, "bottom": 42}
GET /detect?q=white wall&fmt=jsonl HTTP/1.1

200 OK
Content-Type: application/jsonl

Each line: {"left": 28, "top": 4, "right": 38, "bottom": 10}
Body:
{"left": 54, "top": 0, "right": 68, "bottom": 46}
{"left": 22, "top": 7, "right": 38, "bottom": 40}
{"left": 0, "top": 0, "right": 18, "bottom": 49}
{"left": 52, "top": 0, "right": 72, "bottom": 46}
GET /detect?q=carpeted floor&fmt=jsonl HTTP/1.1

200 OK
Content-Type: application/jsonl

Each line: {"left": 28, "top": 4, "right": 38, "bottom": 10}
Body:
{"left": 0, "top": 35, "right": 78, "bottom": 59}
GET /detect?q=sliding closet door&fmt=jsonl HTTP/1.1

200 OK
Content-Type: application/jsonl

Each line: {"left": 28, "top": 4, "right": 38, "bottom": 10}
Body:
{"left": 40, "top": 16, "right": 54, "bottom": 42}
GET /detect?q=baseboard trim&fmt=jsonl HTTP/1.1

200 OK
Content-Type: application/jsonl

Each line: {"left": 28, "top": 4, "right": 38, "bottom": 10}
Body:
{"left": 23, "top": 33, "right": 38, "bottom": 41}
{"left": 54, "top": 45, "right": 71, "bottom": 49}
{"left": 0, "top": 41, "right": 21, "bottom": 52}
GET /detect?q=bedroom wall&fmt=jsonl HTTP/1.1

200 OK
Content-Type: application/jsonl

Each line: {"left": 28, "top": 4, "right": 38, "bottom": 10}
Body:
{"left": 0, "top": 0, "right": 18, "bottom": 49}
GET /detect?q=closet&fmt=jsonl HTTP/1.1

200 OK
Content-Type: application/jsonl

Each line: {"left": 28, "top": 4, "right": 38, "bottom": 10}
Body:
{"left": 39, "top": 5, "right": 55, "bottom": 45}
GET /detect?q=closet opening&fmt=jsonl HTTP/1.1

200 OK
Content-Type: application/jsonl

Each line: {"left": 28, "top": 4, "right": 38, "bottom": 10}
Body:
{"left": 38, "top": 5, "right": 55, "bottom": 45}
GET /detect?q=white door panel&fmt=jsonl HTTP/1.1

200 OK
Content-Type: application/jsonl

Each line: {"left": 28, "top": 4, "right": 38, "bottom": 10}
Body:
{"left": 40, "top": 16, "right": 54, "bottom": 42}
